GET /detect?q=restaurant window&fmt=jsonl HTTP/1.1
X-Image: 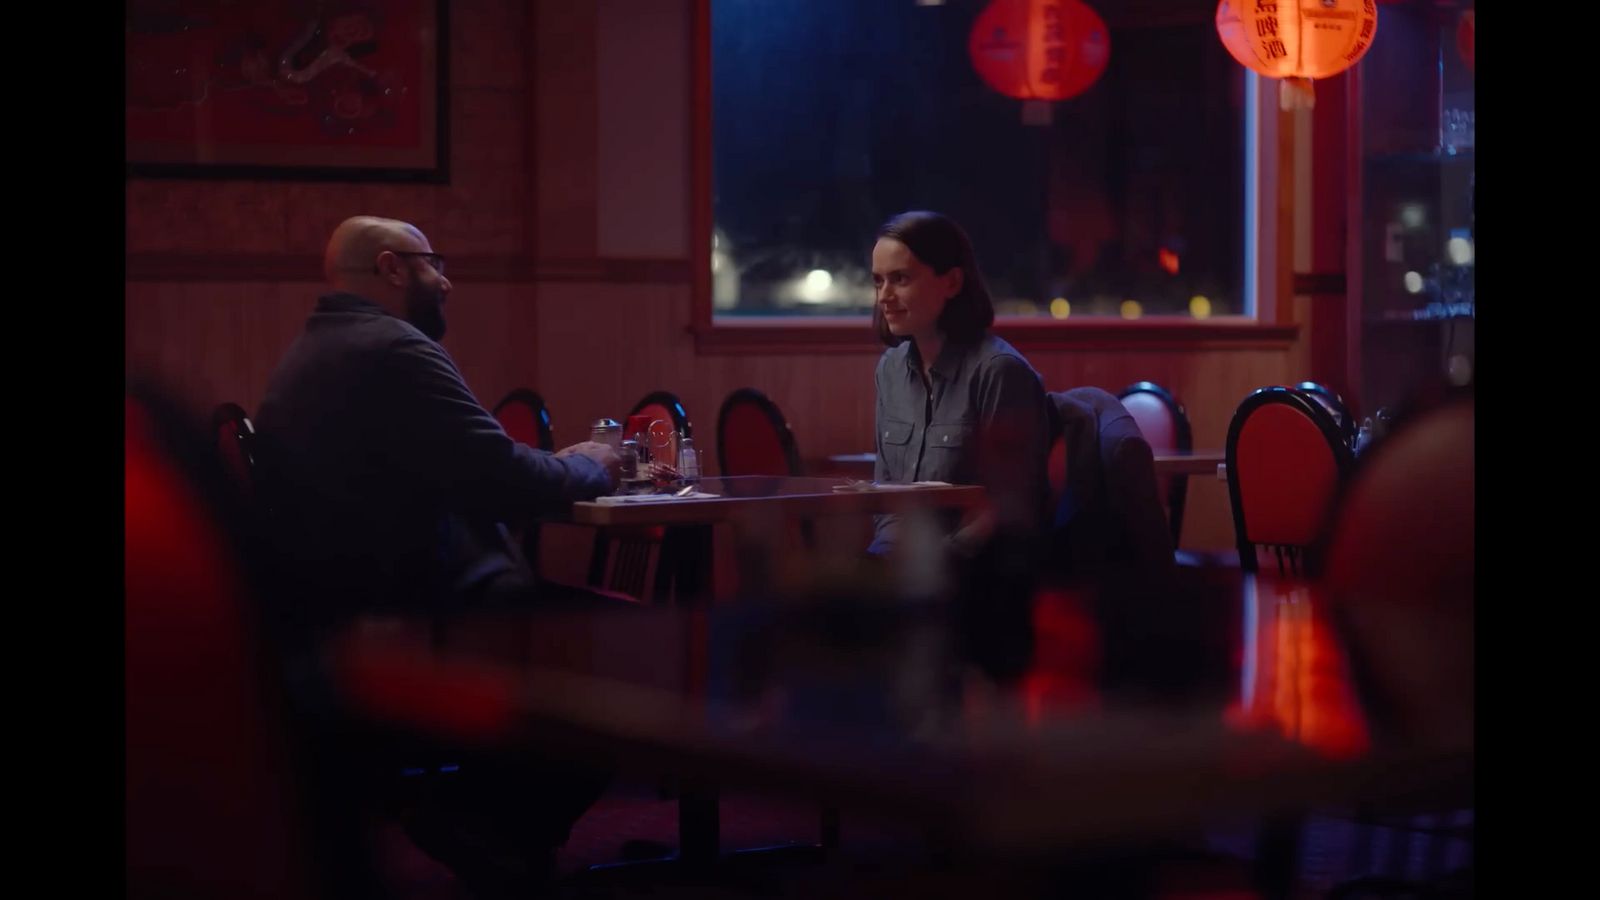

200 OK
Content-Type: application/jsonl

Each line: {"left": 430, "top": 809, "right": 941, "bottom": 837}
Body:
{"left": 708, "top": 0, "right": 1257, "bottom": 323}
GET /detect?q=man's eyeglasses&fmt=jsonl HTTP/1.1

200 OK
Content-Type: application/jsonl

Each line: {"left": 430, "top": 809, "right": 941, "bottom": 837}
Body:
{"left": 380, "top": 251, "right": 446, "bottom": 276}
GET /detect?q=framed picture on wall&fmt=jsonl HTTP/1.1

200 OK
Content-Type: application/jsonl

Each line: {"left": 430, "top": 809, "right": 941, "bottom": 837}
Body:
{"left": 125, "top": 0, "right": 448, "bottom": 182}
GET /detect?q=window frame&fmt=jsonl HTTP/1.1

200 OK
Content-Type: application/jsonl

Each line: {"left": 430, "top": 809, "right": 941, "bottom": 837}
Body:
{"left": 688, "top": 0, "right": 1299, "bottom": 354}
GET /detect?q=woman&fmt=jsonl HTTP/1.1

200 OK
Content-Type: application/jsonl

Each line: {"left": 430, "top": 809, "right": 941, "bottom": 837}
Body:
{"left": 868, "top": 211, "right": 1053, "bottom": 557}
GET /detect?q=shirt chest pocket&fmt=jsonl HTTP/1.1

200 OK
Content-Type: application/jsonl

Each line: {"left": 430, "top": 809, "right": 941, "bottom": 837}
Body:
{"left": 927, "top": 422, "right": 970, "bottom": 449}
{"left": 878, "top": 418, "right": 914, "bottom": 475}
{"left": 921, "top": 421, "right": 972, "bottom": 480}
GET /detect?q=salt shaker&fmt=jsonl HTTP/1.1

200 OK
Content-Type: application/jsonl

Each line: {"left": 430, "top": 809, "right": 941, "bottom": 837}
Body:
{"left": 677, "top": 431, "right": 700, "bottom": 484}
{"left": 590, "top": 417, "right": 622, "bottom": 449}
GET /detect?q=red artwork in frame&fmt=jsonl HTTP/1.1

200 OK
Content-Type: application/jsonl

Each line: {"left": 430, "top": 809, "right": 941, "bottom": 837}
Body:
{"left": 126, "top": 0, "right": 447, "bottom": 182}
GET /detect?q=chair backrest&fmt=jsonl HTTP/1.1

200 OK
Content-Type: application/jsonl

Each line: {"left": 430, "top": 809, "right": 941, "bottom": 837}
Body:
{"left": 582, "top": 392, "right": 697, "bottom": 602}
{"left": 1225, "top": 386, "right": 1353, "bottom": 573}
{"left": 627, "top": 390, "right": 694, "bottom": 467}
{"left": 127, "top": 387, "right": 319, "bottom": 899}
{"left": 211, "top": 401, "right": 258, "bottom": 497}
{"left": 1320, "top": 393, "right": 1473, "bottom": 748}
{"left": 489, "top": 390, "right": 555, "bottom": 576}
{"left": 492, "top": 388, "right": 555, "bottom": 452}
{"left": 1044, "top": 387, "right": 1176, "bottom": 584}
{"left": 1117, "top": 381, "right": 1193, "bottom": 545}
{"left": 716, "top": 387, "right": 802, "bottom": 477}
{"left": 1295, "top": 380, "right": 1357, "bottom": 446}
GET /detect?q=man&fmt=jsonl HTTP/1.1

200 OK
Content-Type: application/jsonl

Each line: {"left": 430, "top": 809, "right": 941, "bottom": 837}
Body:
{"left": 256, "top": 215, "right": 619, "bottom": 621}
{"left": 254, "top": 216, "right": 621, "bottom": 896}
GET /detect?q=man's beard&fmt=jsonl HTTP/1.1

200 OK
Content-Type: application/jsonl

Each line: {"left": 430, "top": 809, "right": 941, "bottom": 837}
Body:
{"left": 405, "top": 279, "right": 447, "bottom": 341}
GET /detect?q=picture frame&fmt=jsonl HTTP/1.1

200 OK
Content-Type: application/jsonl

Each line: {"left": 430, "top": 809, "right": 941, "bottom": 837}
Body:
{"left": 125, "top": 0, "right": 448, "bottom": 182}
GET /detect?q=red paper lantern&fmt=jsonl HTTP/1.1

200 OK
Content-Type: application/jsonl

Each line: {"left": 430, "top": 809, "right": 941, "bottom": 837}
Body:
{"left": 1216, "top": 0, "right": 1379, "bottom": 109}
{"left": 968, "top": 0, "right": 1110, "bottom": 103}
{"left": 1457, "top": 10, "right": 1474, "bottom": 73}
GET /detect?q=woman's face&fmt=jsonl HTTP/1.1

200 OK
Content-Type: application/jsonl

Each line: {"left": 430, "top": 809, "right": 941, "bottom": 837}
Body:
{"left": 872, "top": 238, "right": 962, "bottom": 341}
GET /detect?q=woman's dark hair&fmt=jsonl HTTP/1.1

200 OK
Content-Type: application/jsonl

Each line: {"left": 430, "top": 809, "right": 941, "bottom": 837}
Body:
{"left": 871, "top": 210, "right": 995, "bottom": 347}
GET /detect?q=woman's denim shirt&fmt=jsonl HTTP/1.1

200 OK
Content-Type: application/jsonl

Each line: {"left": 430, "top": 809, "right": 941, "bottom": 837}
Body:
{"left": 870, "top": 333, "right": 1052, "bottom": 555}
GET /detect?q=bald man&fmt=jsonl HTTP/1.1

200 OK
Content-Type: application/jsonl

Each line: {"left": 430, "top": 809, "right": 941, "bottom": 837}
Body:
{"left": 255, "top": 217, "right": 621, "bottom": 892}
{"left": 323, "top": 214, "right": 452, "bottom": 340}
{"left": 257, "top": 215, "right": 620, "bottom": 621}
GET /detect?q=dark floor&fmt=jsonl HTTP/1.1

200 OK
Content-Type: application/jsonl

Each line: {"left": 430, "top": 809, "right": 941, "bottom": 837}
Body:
{"left": 368, "top": 777, "right": 1472, "bottom": 899}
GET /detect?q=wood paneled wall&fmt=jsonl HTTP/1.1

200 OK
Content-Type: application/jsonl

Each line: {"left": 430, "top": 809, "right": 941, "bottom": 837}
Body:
{"left": 127, "top": 0, "right": 1312, "bottom": 587}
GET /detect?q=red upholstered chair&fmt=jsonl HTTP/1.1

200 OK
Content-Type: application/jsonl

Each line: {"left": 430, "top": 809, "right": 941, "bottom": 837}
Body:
{"left": 491, "top": 388, "right": 555, "bottom": 452}
{"left": 715, "top": 388, "right": 802, "bottom": 477}
{"left": 1117, "top": 381, "right": 1193, "bottom": 546}
{"left": 127, "top": 387, "right": 324, "bottom": 899}
{"left": 1294, "top": 380, "right": 1358, "bottom": 448}
{"left": 624, "top": 390, "right": 692, "bottom": 468}
{"left": 587, "top": 391, "right": 696, "bottom": 603}
{"left": 716, "top": 387, "right": 815, "bottom": 552}
{"left": 1225, "top": 386, "right": 1353, "bottom": 575}
{"left": 491, "top": 389, "right": 557, "bottom": 574}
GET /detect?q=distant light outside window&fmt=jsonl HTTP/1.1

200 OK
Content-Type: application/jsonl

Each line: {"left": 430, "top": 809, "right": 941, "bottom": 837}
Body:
{"left": 711, "top": 0, "right": 1250, "bottom": 320}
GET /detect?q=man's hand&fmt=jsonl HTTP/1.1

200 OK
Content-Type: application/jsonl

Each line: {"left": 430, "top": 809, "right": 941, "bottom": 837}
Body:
{"left": 557, "top": 441, "right": 621, "bottom": 486}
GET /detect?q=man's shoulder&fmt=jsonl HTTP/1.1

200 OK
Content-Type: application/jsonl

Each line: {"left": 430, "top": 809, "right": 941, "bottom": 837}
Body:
{"left": 264, "top": 309, "right": 438, "bottom": 405}
{"left": 313, "top": 302, "right": 427, "bottom": 344}
{"left": 298, "top": 309, "right": 452, "bottom": 378}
